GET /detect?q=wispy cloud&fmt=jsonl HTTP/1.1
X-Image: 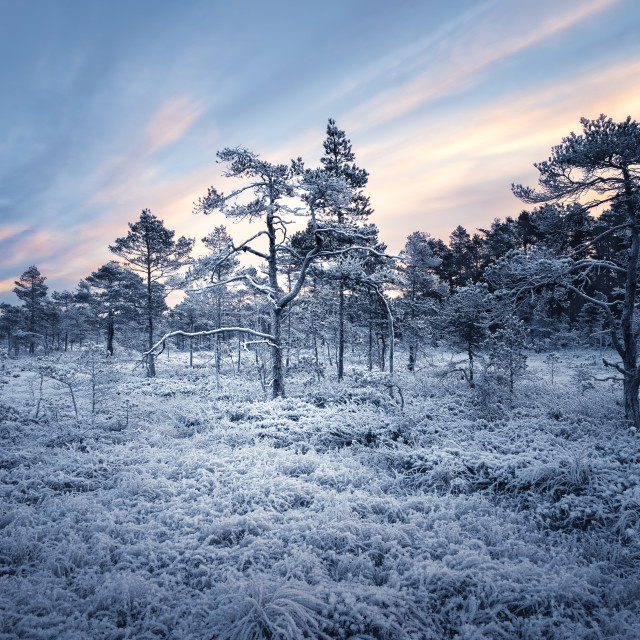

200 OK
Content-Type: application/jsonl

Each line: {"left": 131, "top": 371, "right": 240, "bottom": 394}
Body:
{"left": 343, "top": 0, "right": 619, "bottom": 133}
{"left": 365, "top": 57, "right": 640, "bottom": 248}
{"left": 145, "top": 96, "right": 203, "bottom": 154}
{"left": 89, "top": 95, "right": 204, "bottom": 206}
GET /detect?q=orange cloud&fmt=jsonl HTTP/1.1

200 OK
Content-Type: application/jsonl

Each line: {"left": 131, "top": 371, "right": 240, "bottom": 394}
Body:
{"left": 363, "top": 58, "right": 640, "bottom": 249}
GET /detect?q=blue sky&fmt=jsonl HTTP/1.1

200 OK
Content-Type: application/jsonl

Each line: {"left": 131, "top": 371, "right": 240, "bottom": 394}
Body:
{"left": 1, "top": 0, "right": 640, "bottom": 300}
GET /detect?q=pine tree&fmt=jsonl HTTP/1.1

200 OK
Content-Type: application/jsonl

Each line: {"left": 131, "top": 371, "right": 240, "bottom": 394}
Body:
{"left": 485, "top": 314, "right": 527, "bottom": 393}
{"left": 0, "top": 303, "right": 24, "bottom": 356}
{"left": 197, "top": 225, "right": 240, "bottom": 375}
{"left": 84, "top": 262, "right": 146, "bottom": 355}
{"left": 109, "top": 210, "right": 193, "bottom": 376}
{"left": 13, "top": 266, "right": 48, "bottom": 354}
{"left": 320, "top": 118, "right": 373, "bottom": 381}
{"left": 189, "top": 146, "right": 382, "bottom": 397}
{"left": 442, "top": 282, "right": 494, "bottom": 385}
{"left": 448, "top": 225, "right": 473, "bottom": 290}
{"left": 512, "top": 115, "right": 640, "bottom": 426}
{"left": 399, "top": 231, "right": 444, "bottom": 371}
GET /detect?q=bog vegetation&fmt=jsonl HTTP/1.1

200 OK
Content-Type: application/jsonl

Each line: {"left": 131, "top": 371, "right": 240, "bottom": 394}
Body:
{"left": 1, "top": 116, "right": 639, "bottom": 639}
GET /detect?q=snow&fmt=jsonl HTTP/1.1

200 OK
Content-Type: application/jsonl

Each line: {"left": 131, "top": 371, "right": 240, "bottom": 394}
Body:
{"left": 0, "top": 349, "right": 639, "bottom": 639}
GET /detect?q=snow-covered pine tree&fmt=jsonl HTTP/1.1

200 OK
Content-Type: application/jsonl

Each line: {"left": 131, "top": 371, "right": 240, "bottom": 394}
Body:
{"left": 398, "top": 231, "right": 445, "bottom": 371}
{"left": 442, "top": 282, "right": 494, "bottom": 386}
{"left": 320, "top": 119, "right": 373, "bottom": 381}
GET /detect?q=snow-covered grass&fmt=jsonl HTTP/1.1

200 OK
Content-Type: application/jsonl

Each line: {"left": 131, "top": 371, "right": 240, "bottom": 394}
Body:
{"left": 0, "top": 348, "right": 639, "bottom": 639}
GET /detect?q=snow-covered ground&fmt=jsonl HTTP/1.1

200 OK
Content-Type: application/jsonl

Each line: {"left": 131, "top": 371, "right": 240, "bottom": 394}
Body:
{"left": 1, "top": 349, "right": 639, "bottom": 639}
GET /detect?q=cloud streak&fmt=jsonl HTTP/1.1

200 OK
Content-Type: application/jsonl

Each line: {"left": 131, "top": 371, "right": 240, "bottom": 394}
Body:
{"left": 343, "top": 0, "right": 619, "bottom": 133}
{"left": 365, "top": 57, "right": 640, "bottom": 249}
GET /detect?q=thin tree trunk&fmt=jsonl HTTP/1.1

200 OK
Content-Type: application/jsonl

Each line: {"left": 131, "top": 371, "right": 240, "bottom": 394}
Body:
{"left": 337, "top": 284, "right": 345, "bottom": 381}
{"left": 408, "top": 345, "right": 416, "bottom": 372}
{"left": 271, "top": 308, "right": 284, "bottom": 397}
{"left": 620, "top": 170, "right": 640, "bottom": 426}
{"left": 146, "top": 261, "right": 156, "bottom": 377}
{"left": 379, "top": 334, "right": 386, "bottom": 371}
{"left": 106, "top": 309, "right": 114, "bottom": 356}
{"left": 313, "top": 326, "right": 319, "bottom": 369}
{"left": 189, "top": 322, "right": 194, "bottom": 368}
{"left": 368, "top": 310, "right": 373, "bottom": 371}
{"left": 267, "top": 199, "right": 284, "bottom": 398}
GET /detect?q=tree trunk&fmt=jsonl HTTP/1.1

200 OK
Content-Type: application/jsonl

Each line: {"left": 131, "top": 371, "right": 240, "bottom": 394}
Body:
{"left": 146, "top": 263, "right": 156, "bottom": 377}
{"left": 624, "top": 374, "right": 640, "bottom": 427}
{"left": 368, "top": 310, "right": 373, "bottom": 371}
{"left": 286, "top": 306, "right": 292, "bottom": 370}
{"left": 408, "top": 344, "right": 416, "bottom": 372}
{"left": 271, "top": 307, "right": 284, "bottom": 398}
{"left": 267, "top": 202, "right": 284, "bottom": 398}
{"left": 337, "top": 284, "right": 345, "bottom": 381}
{"left": 106, "top": 309, "right": 114, "bottom": 356}
{"left": 620, "top": 170, "right": 640, "bottom": 426}
{"left": 216, "top": 289, "right": 222, "bottom": 377}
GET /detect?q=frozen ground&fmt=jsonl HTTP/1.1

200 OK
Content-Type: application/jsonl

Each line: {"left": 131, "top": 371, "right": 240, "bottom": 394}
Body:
{"left": 0, "top": 349, "right": 639, "bottom": 639}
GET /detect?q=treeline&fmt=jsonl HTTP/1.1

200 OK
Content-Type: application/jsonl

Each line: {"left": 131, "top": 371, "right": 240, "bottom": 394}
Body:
{"left": 1, "top": 116, "right": 639, "bottom": 423}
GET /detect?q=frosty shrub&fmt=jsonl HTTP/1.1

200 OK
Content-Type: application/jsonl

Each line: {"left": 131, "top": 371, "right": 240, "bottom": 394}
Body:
{"left": 484, "top": 314, "right": 527, "bottom": 393}
{"left": 207, "top": 578, "right": 326, "bottom": 640}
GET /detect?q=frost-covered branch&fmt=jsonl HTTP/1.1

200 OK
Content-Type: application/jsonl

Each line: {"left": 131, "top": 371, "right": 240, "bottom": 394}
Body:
{"left": 144, "top": 327, "right": 277, "bottom": 357}
{"left": 197, "top": 274, "right": 277, "bottom": 302}
{"left": 569, "top": 223, "right": 630, "bottom": 257}
{"left": 317, "top": 245, "right": 401, "bottom": 260}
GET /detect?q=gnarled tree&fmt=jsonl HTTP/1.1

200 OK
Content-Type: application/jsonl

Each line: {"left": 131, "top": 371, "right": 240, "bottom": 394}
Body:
{"left": 149, "top": 147, "right": 386, "bottom": 397}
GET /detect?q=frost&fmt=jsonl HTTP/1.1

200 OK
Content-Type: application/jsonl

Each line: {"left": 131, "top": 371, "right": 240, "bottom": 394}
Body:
{"left": 0, "top": 350, "right": 638, "bottom": 638}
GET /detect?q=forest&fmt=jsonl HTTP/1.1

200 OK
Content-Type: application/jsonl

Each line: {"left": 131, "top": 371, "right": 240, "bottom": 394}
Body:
{"left": 1, "top": 115, "right": 639, "bottom": 639}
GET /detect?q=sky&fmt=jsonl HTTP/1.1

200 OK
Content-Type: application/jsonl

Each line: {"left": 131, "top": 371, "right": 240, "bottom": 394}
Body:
{"left": 1, "top": 0, "right": 640, "bottom": 302}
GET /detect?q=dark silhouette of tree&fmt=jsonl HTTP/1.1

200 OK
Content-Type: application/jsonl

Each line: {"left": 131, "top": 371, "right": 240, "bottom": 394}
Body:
{"left": 0, "top": 303, "right": 24, "bottom": 356}
{"left": 84, "top": 262, "right": 146, "bottom": 355}
{"left": 109, "top": 210, "right": 193, "bottom": 376}
{"left": 13, "top": 266, "right": 48, "bottom": 354}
